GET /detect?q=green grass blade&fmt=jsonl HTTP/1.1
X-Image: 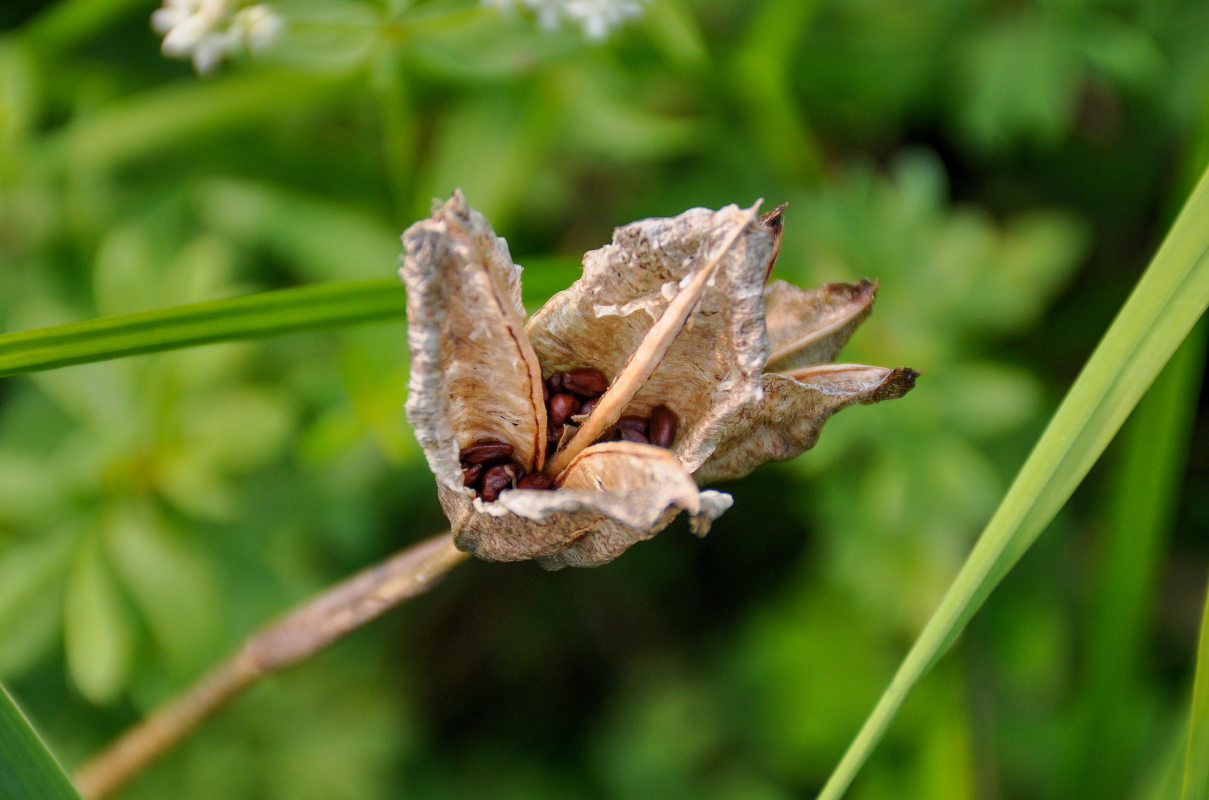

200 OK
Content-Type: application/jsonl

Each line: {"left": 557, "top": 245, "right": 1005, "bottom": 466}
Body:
{"left": 0, "top": 278, "right": 404, "bottom": 378}
{"left": 0, "top": 684, "right": 82, "bottom": 800}
{"left": 817, "top": 165, "right": 1209, "bottom": 800}
{"left": 1067, "top": 320, "right": 1207, "bottom": 794}
{"left": 1181, "top": 584, "right": 1209, "bottom": 799}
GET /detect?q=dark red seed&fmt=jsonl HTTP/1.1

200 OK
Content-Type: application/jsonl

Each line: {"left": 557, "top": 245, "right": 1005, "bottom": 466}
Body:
{"left": 578, "top": 396, "right": 600, "bottom": 417}
{"left": 542, "top": 381, "right": 550, "bottom": 405}
{"left": 548, "top": 424, "right": 564, "bottom": 445}
{"left": 561, "top": 368, "right": 609, "bottom": 397}
{"left": 462, "top": 462, "right": 483, "bottom": 486}
{"left": 517, "top": 473, "right": 555, "bottom": 490}
{"left": 616, "top": 416, "right": 648, "bottom": 434}
{"left": 649, "top": 405, "right": 678, "bottom": 448}
{"left": 547, "top": 372, "right": 564, "bottom": 392}
{"left": 480, "top": 463, "right": 518, "bottom": 502}
{"left": 619, "top": 428, "right": 650, "bottom": 444}
{"left": 549, "top": 392, "right": 580, "bottom": 426}
{"left": 459, "top": 441, "right": 514, "bottom": 464}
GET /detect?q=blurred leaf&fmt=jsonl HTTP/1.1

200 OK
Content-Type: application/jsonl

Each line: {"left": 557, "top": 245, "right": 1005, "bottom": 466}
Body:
{"left": 194, "top": 178, "right": 401, "bottom": 281}
{"left": 1075, "top": 17, "right": 1165, "bottom": 90}
{"left": 731, "top": 0, "right": 823, "bottom": 182}
{"left": 556, "top": 65, "right": 702, "bottom": 161}
{"left": 0, "top": 684, "right": 81, "bottom": 800}
{"left": 64, "top": 534, "right": 135, "bottom": 704}
{"left": 0, "top": 453, "right": 65, "bottom": 529}
{"left": 952, "top": 16, "right": 1081, "bottom": 153}
{"left": 965, "top": 210, "right": 1091, "bottom": 334}
{"left": 92, "top": 226, "right": 159, "bottom": 317}
{"left": 405, "top": 7, "right": 577, "bottom": 82}
{"left": 270, "top": 0, "right": 384, "bottom": 72}
{"left": 1184, "top": 583, "right": 1209, "bottom": 800}
{"left": 943, "top": 362, "right": 1043, "bottom": 440}
{"left": 639, "top": 0, "right": 709, "bottom": 71}
{"left": 415, "top": 92, "right": 554, "bottom": 227}
{"left": 105, "top": 510, "right": 220, "bottom": 672}
{"left": 37, "top": 72, "right": 345, "bottom": 174}
{"left": 0, "top": 279, "right": 404, "bottom": 378}
{"left": 0, "top": 534, "right": 75, "bottom": 680}
{"left": 156, "top": 453, "right": 239, "bottom": 520}
{"left": 818, "top": 163, "right": 1209, "bottom": 800}
{"left": 181, "top": 386, "right": 295, "bottom": 472}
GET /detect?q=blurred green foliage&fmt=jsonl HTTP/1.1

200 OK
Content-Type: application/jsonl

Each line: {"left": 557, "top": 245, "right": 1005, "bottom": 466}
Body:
{"left": 1, "top": 0, "right": 1207, "bottom": 798}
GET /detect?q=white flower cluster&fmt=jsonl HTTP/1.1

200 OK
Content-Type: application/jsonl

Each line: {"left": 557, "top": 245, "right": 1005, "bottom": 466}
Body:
{"left": 152, "top": 0, "right": 284, "bottom": 75}
{"left": 483, "top": 0, "right": 648, "bottom": 41}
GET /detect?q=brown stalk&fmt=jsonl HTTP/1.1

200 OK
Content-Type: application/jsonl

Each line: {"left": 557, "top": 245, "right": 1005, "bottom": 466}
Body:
{"left": 543, "top": 201, "right": 761, "bottom": 476}
{"left": 74, "top": 531, "right": 467, "bottom": 800}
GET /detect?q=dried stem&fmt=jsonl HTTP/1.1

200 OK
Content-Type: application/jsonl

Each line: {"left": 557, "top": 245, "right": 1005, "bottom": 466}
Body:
{"left": 74, "top": 531, "right": 468, "bottom": 800}
{"left": 544, "top": 202, "right": 761, "bottom": 476}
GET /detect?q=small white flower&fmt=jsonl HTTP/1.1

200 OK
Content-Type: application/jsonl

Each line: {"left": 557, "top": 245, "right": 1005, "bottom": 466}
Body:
{"left": 151, "top": 0, "right": 283, "bottom": 75}
{"left": 483, "top": 0, "right": 648, "bottom": 41}
{"left": 234, "top": 5, "right": 285, "bottom": 52}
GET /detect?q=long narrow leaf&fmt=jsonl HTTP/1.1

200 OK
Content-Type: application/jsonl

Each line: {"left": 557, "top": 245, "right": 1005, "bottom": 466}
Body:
{"left": 1067, "top": 321, "right": 1207, "bottom": 793}
{"left": 0, "top": 278, "right": 404, "bottom": 378}
{"left": 1181, "top": 584, "right": 1209, "bottom": 799}
{"left": 818, "top": 165, "right": 1209, "bottom": 799}
{"left": 0, "top": 684, "right": 82, "bottom": 800}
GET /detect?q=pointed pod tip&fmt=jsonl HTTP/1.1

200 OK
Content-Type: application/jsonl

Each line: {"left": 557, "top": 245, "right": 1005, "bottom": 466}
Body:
{"left": 759, "top": 203, "right": 788, "bottom": 231}
{"left": 875, "top": 366, "right": 920, "bottom": 401}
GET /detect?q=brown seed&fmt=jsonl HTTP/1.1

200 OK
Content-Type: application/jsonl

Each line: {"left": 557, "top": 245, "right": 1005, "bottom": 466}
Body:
{"left": 561, "top": 367, "right": 608, "bottom": 396}
{"left": 542, "top": 381, "right": 550, "bottom": 405}
{"left": 649, "top": 404, "right": 678, "bottom": 448}
{"left": 619, "top": 428, "right": 650, "bottom": 444}
{"left": 616, "top": 416, "right": 648, "bottom": 434}
{"left": 480, "top": 463, "right": 518, "bottom": 502}
{"left": 548, "top": 423, "right": 564, "bottom": 445}
{"left": 549, "top": 392, "right": 580, "bottom": 426}
{"left": 547, "top": 372, "right": 564, "bottom": 392}
{"left": 517, "top": 473, "right": 555, "bottom": 490}
{"left": 578, "top": 396, "right": 600, "bottom": 417}
{"left": 462, "top": 462, "right": 483, "bottom": 486}
{"left": 459, "top": 441, "right": 514, "bottom": 464}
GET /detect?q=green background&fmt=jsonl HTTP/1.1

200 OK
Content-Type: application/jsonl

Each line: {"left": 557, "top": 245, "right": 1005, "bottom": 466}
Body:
{"left": 1, "top": 0, "right": 1207, "bottom": 797}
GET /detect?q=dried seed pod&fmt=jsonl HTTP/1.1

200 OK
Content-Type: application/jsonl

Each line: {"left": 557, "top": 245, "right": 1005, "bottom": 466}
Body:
{"left": 402, "top": 191, "right": 548, "bottom": 489}
{"left": 763, "top": 280, "right": 878, "bottom": 372}
{"left": 402, "top": 193, "right": 916, "bottom": 568}
{"left": 649, "top": 405, "right": 678, "bottom": 448}
{"left": 526, "top": 204, "right": 773, "bottom": 474}
{"left": 447, "top": 442, "right": 732, "bottom": 568}
{"left": 696, "top": 365, "right": 918, "bottom": 483}
{"left": 459, "top": 441, "right": 515, "bottom": 464}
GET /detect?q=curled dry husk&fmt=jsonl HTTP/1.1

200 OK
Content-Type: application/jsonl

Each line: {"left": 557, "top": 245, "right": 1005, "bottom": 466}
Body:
{"left": 401, "top": 191, "right": 916, "bottom": 569}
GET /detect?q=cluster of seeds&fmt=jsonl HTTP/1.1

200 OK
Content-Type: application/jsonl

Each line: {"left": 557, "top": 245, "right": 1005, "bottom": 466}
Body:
{"left": 459, "top": 367, "right": 681, "bottom": 502}
{"left": 460, "top": 441, "right": 554, "bottom": 501}
{"left": 543, "top": 367, "right": 609, "bottom": 449}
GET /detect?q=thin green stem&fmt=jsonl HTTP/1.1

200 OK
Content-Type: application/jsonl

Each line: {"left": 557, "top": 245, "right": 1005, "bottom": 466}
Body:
{"left": 0, "top": 279, "right": 404, "bottom": 378}
{"left": 817, "top": 164, "right": 1209, "bottom": 799}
